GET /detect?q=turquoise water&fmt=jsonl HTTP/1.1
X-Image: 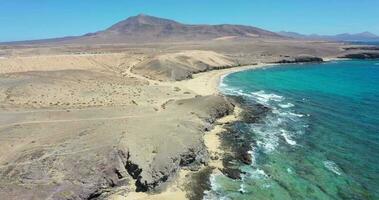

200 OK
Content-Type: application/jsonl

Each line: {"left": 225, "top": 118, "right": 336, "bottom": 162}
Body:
{"left": 205, "top": 60, "right": 379, "bottom": 200}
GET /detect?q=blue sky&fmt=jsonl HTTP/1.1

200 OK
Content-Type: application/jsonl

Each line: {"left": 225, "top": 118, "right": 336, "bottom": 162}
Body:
{"left": 1, "top": 0, "right": 378, "bottom": 42}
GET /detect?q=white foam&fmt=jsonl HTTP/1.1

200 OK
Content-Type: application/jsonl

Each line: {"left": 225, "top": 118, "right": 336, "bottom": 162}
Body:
{"left": 323, "top": 160, "right": 342, "bottom": 176}
{"left": 203, "top": 174, "right": 223, "bottom": 200}
{"left": 249, "top": 168, "right": 268, "bottom": 180}
{"left": 279, "top": 103, "right": 294, "bottom": 108}
{"left": 254, "top": 128, "right": 279, "bottom": 153}
{"left": 281, "top": 130, "right": 297, "bottom": 145}
{"left": 247, "top": 147, "right": 256, "bottom": 166}
{"left": 238, "top": 183, "right": 246, "bottom": 194}
{"left": 289, "top": 112, "right": 304, "bottom": 117}
{"left": 209, "top": 174, "right": 221, "bottom": 191}
{"left": 251, "top": 90, "right": 284, "bottom": 104}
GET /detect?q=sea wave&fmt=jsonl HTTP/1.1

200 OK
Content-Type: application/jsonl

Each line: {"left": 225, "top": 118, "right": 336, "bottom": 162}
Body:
{"left": 281, "top": 129, "right": 297, "bottom": 145}
{"left": 279, "top": 102, "right": 295, "bottom": 108}
{"left": 250, "top": 107, "right": 305, "bottom": 153}
{"left": 221, "top": 85, "right": 306, "bottom": 153}
{"left": 323, "top": 160, "right": 342, "bottom": 176}
{"left": 210, "top": 79, "right": 309, "bottom": 199}
{"left": 203, "top": 174, "right": 222, "bottom": 200}
{"left": 250, "top": 90, "right": 284, "bottom": 104}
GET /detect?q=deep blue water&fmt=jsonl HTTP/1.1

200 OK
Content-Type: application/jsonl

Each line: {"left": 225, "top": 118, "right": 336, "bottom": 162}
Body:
{"left": 349, "top": 41, "right": 379, "bottom": 46}
{"left": 205, "top": 60, "right": 379, "bottom": 200}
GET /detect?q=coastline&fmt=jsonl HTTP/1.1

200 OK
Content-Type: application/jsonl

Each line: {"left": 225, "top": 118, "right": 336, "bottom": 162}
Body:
{"left": 114, "top": 63, "right": 269, "bottom": 200}
{"left": 1, "top": 20, "right": 378, "bottom": 199}
{"left": 1, "top": 57, "right": 348, "bottom": 200}
{"left": 140, "top": 58, "right": 343, "bottom": 200}
{"left": 133, "top": 63, "right": 270, "bottom": 200}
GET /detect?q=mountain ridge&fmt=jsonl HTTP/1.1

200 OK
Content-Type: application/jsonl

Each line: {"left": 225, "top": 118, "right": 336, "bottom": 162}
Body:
{"left": 2, "top": 14, "right": 284, "bottom": 45}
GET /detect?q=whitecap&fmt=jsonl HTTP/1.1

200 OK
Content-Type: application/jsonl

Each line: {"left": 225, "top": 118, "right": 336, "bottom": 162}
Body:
{"left": 238, "top": 183, "right": 246, "bottom": 194}
{"left": 203, "top": 174, "right": 224, "bottom": 200}
{"left": 247, "top": 147, "right": 256, "bottom": 166}
{"left": 281, "top": 130, "right": 297, "bottom": 145}
{"left": 288, "top": 112, "right": 304, "bottom": 117}
{"left": 254, "top": 130, "right": 279, "bottom": 153}
{"left": 323, "top": 160, "right": 342, "bottom": 175}
{"left": 208, "top": 174, "right": 221, "bottom": 191}
{"left": 251, "top": 90, "right": 284, "bottom": 104}
{"left": 279, "top": 103, "right": 294, "bottom": 108}
{"left": 249, "top": 168, "right": 268, "bottom": 180}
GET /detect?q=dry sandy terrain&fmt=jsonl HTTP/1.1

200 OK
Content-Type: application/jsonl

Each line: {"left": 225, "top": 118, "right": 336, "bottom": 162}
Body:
{"left": 0, "top": 39, "right": 378, "bottom": 200}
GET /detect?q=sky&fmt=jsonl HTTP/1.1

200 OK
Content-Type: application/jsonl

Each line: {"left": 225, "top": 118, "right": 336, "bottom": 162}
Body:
{"left": 1, "top": 0, "right": 379, "bottom": 42}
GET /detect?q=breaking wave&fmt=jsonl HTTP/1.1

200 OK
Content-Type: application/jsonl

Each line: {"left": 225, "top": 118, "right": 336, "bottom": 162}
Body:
{"left": 323, "top": 160, "right": 342, "bottom": 176}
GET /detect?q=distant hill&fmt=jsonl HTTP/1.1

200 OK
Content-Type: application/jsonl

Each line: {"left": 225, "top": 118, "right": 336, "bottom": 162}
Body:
{"left": 278, "top": 31, "right": 379, "bottom": 42}
{"left": 3, "top": 14, "right": 284, "bottom": 45}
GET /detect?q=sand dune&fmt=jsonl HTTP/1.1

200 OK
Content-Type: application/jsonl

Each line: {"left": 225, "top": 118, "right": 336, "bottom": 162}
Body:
{"left": 133, "top": 50, "right": 235, "bottom": 81}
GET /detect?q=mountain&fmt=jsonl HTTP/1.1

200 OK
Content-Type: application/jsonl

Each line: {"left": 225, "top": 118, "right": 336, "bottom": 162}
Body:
{"left": 278, "top": 31, "right": 379, "bottom": 42}
{"left": 4, "top": 14, "right": 284, "bottom": 45}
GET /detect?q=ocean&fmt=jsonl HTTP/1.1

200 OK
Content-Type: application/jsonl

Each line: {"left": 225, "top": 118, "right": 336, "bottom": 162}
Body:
{"left": 205, "top": 60, "right": 379, "bottom": 200}
{"left": 349, "top": 41, "right": 379, "bottom": 46}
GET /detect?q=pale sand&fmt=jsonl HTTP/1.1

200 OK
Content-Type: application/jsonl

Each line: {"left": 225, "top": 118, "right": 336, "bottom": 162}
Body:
{"left": 323, "top": 57, "right": 350, "bottom": 62}
{"left": 172, "top": 63, "right": 270, "bottom": 96}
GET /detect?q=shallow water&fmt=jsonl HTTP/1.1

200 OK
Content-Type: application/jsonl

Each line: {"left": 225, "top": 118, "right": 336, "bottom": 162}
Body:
{"left": 205, "top": 60, "right": 379, "bottom": 200}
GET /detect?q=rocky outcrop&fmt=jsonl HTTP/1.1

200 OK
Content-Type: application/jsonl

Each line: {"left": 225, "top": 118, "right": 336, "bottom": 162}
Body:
{"left": 112, "top": 95, "right": 234, "bottom": 194}
{"left": 218, "top": 96, "right": 271, "bottom": 180}
{"left": 275, "top": 56, "right": 323, "bottom": 64}
{"left": 343, "top": 46, "right": 379, "bottom": 51}
{"left": 0, "top": 94, "right": 234, "bottom": 200}
{"left": 340, "top": 52, "right": 379, "bottom": 59}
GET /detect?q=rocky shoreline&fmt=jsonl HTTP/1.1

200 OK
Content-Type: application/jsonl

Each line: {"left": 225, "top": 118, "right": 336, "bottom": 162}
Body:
{"left": 274, "top": 56, "right": 324, "bottom": 64}
{"left": 339, "top": 52, "right": 379, "bottom": 59}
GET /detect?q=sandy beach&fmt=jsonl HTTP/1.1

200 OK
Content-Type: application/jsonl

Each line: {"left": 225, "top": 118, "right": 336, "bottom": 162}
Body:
{"left": 173, "top": 63, "right": 270, "bottom": 96}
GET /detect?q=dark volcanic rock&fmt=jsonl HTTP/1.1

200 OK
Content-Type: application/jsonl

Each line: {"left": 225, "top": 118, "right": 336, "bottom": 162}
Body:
{"left": 217, "top": 95, "right": 271, "bottom": 181}
{"left": 276, "top": 56, "right": 324, "bottom": 64}
{"left": 221, "top": 156, "right": 243, "bottom": 180}
{"left": 340, "top": 52, "right": 379, "bottom": 59}
{"left": 343, "top": 46, "right": 379, "bottom": 51}
{"left": 185, "top": 167, "right": 213, "bottom": 200}
{"left": 238, "top": 144, "right": 253, "bottom": 165}
{"left": 241, "top": 103, "right": 270, "bottom": 123}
